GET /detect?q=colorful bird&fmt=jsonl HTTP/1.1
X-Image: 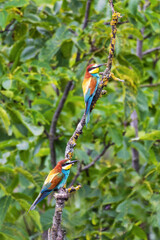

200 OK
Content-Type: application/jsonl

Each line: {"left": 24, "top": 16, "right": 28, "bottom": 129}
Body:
{"left": 29, "top": 159, "right": 77, "bottom": 210}
{"left": 82, "top": 63, "right": 104, "bottom": 124}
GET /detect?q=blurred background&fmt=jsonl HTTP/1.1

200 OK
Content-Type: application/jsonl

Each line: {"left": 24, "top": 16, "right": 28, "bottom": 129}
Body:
{"left": 0, "top": 0, "right": 160, "bottom": 239}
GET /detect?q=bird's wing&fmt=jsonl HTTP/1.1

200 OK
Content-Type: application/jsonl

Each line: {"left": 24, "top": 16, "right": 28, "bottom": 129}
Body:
{"left": 89, "top": 77, "right": 97, "bottom": 95}
{"left": 41, "top": 171, "right": 64, "bottom": 193}
{"left": 82, "top": 77, "right": 91, "bottom": 100}
{"left": 83, "top": 77, "right": 97, "bottom": 103}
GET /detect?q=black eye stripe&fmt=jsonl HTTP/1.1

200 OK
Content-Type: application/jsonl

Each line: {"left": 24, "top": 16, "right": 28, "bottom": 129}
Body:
{"left": 62, "top": 163, "right": 69, "bottom": 166}
{"left": 88, "top": 66, "right": 97, "bottom": 71}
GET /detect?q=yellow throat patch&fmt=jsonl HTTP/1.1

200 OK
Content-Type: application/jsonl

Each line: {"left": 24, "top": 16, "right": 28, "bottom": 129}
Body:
{"left": 62, "top": 164, "right": 72, "bottom": 170}
{"left": 89, "top": 67, "right": 99, "bottom": 74}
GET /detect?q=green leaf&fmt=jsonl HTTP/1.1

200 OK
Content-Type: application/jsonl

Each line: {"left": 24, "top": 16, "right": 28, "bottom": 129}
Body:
{"left": 15, "top": 167, "right": 36, "bottom": 185}
{"left": 4, "top": 0, "right": 29, "bottom": 8}
{"left": 10, "top": 39, "right": 25, "bottom": 61}
{"left": 132, "top": 225, "right": 147, "bottom": 240}
{"left": 131, "top": 130, "right": 160, "bottom": 141}
{"left": 75, "top": 149, "right": 90, "bottom": 164}
{"left": 39, "top": 25, "right": 72, "bottom": 61}
{"left": 24, "top": 13, "right": 41, "bottom": 23}
{"left": 61, "top": 40, "right": 73, "bottom": 58}
{"left": 40, "top": 209, "right": 53, "bottom": 230}
{"left": 0, "top": 195, "right": 12, "bottom": 228}
{"left": 0, "top": 139, "right": 19, "bottom": 149}
{"left": 123, "top": 53, "right": 143, "bottom": 76}
{"left": 0, "top": 107, "right": 10, "bottom": 132}
{"left": 0, "top": 90, "right": 14, "bottom": 98}
{"left": 0, "top": 166, "right": 14, "bottom": 174}
{"left": 117, "top": 142, "right": 130, "bottom": 160}
{"left": 20, "top": 46, "right": 39, "bottom": 62}
{"left": 128, "top": 0, "right": 139, "bottom": 15}
{"left": 123, "top": 27, "right": 143, "bottom": 40}
{"left": 137, "top": 89, "right": 148, "bottom": 112}
{"left": 18, "top": 199, "right": 42, "bottom": 231}
{"left": 35, "top": 147, "right": 50, "bottom": 157}
{"left": 0, "top": 10, "right": 8, "bottom": 29}
{"left": 16, "top": 141, "right": 29, "bottom": 150}
{"left": 2, "top": 79, "right": 12, "bottom": 90}
{"left": 131, "top": 142, "right": 149, "bottom": 159}
{"left": 108, "top": 127, "right": 123, "bottom": 147}
{"left": 8, "top": 109, "right": 44, "bottom": 136}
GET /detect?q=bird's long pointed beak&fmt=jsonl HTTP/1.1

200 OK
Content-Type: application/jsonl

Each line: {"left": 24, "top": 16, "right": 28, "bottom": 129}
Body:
{"left": 70, "top": 160, "right": 78, "bottom": 165}
{"left": 96, "top": 64, "right": 106, "bottom": 68}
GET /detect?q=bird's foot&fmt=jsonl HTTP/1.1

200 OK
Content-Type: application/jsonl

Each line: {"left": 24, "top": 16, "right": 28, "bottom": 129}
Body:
{"left": 102, "top": 76, "right": 109, "bottom": 86}
{"left": 67, "top": 184, "right": 81, "bottom": 193}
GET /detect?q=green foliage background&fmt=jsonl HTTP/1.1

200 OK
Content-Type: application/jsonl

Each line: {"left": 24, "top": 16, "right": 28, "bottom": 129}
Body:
{"left": 0, "top": 0, "right": 160, "bottom": 239}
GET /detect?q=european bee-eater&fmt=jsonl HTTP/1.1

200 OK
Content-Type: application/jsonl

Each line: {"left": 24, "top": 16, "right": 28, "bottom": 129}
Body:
{"left": 29, "top": 159, "right": 77, "bottom": 210}
{"left": 82, "top": 63, "right": 104, "bottom": 124}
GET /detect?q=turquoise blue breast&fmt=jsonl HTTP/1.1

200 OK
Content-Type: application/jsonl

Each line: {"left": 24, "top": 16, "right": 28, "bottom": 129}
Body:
{"left": 56, "top": 169, "right": 70, "bottom": 189}
{"left": 91, "top": 73, "right": 100, "bottom": 83}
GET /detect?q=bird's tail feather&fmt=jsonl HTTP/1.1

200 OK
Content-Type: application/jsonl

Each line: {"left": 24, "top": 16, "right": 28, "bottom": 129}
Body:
{"left": 85, "top": 111, "right": 90, "bottom": 125}
{"left": 85, "top": 96, "right": 93, "bottom": 125}
{"left": 29, "top": 191, "right": 51, "bottom": 211}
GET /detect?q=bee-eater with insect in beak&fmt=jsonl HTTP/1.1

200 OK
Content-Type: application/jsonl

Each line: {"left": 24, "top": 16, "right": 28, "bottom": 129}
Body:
{"left": 29, "top": 159, "right": 77, "bottom": 210}
{"left": 82, "top": 63, "right": 104, "bottom": 124}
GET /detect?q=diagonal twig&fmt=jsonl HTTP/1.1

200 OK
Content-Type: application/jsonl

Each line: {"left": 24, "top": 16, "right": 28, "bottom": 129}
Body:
{"left": 142, "top": 47, "right": 160, "bottom": 56}
{"left": 83, "top": 0, "right": 92, "bottom": 29}
{"left": 76, "top": 0, "right": 93, "bottom": 62}
{"left": 69, "top": 142, "right": 114, "bottom": 186}
{"left": 49, "top": 81, "right": 73, "bottom": 167}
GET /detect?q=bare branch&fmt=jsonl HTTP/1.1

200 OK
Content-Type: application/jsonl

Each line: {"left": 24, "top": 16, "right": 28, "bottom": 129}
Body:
{"left": 82, "top": 0, "right": 92, "bottom": 29}
{"left": 136, "top": 27, "right": 145, "bottom": 59}
{"left": 131, "top": 0, "right": 149, "bottom": 172}
{"left": 69, "top": 143, "right": 114, "bottom": 186}
{"left": 51, "top": 84, "right": 60, "bottom": 96}
{"left": 131, "top": 111, "right": 139, "bottom": 172}
{"left": 49, "top": 81, "right": 73, "bottom": 167}
{"left": 76, "top": 0, "right": 93, "bottom": 62}
{"left": 140, "top": 83, "right": 160, "bottom": 88}
{"left": 109, "top": 0, "right": 114, "bottom": 13}
{"left": 142, "top": 47, "right": 160, "bottom": 56}
{"left": 0, "top": 19, "right": 15, "bottom": 33}
{"left": 48, "top": 189, "right": 68, "bottom": 240}
{"left": 82, "top": 143, "right": 114, "bottom": 171}
{"left": 69, "top": 162, "right": 82, "bottom": 187}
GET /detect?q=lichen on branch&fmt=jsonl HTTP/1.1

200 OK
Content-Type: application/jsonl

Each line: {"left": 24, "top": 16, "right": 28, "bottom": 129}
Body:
{"left": 50, "top": 1, "right": 122, "bottom": 239}
{"left": 65, "top": 8, "right": 121, "bottom": 160}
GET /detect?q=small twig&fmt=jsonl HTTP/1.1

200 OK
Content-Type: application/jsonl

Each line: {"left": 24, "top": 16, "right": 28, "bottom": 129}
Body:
{"left": 82, "top": 0, "right": 92, "bottom": 29}
{"left": 109, "top": 0, "right": 115, "bottom": 13}
{"left": 140, "top": 83, "right": 160, "bottom": 88}
{"left": 76, "top": 0, "right": 92, "bottom": 62}
{"left": 0, "top": 19, "right": 15, "bottom": 33}
{"left": 131, "top": 111, "right": 139, "bottom": 172}
{"left": 69, "top": 162, "right": 82, "bottom": 187}
{"left": 49, "top": 81, "right": 73, "bottom": 167}
{"left": 131, "top": 0, "right": 149, "bottom": 172}
{"left": 69, "top": 143, "right": 114, "bottom": 186}
{"left": 82, "top": 143, "right": 114, "bottom": 171}
{"left": 104, "top": 20, "right": 128, "bottom": 25}
{"left": 142, "top": 47, "right": 160, "bottom": 56}
{"left": 44, "top": 129, "right": 49, "bottom": 138}
{"left": 51, "top": 84, "right": 60, "bottom": 96}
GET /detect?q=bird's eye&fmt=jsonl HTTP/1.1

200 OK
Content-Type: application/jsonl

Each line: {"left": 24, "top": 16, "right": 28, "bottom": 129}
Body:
{"left": 88, "top": 67, "right": 94, "bottom": 71}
